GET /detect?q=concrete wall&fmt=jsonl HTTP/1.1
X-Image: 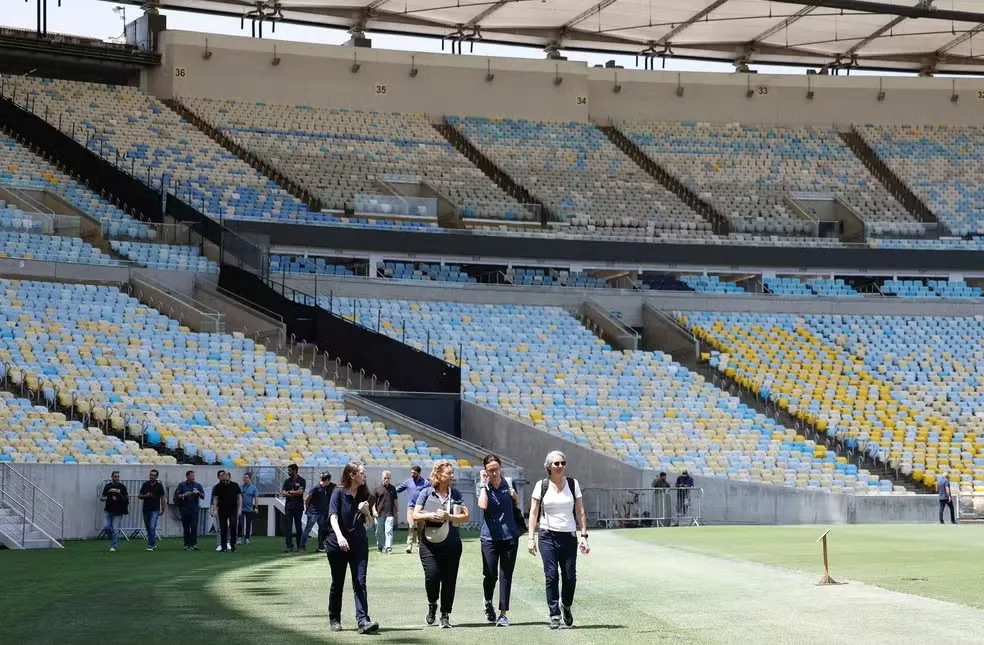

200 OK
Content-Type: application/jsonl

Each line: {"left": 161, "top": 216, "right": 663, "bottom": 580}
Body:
{"left": 461, "top": 402, "right": 939, "bottom": 526}
{"left": 8, "top": 461, "right": 521, "bottom": 540}
{"left": 150, "top": 30, "right": 984, "bottom": 128}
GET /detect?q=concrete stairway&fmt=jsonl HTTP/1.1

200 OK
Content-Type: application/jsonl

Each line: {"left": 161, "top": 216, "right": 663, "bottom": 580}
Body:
{"left": 642, "top": 307, "right": 920, "bottom": 494}
{"left": 839, "top": 128, "right": 939, "bottom": 227}
{"left": 0, "top": 464, "right": 64, "bottom": 549}
{"left": 0, "top": 503, "right": 60, "bottom": 549}
{"left": 432, "top": 120, "right": 549, "bottom": 224}
{"left": 598, "top": 125, "right": 730, "bottom": 235}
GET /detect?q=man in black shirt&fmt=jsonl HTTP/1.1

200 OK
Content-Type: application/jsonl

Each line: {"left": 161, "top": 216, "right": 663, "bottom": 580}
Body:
{"left": 138, "top": 469, "right": 166, "bottom": 551}
{"left": 211, "top": 471, "right": 242, "bottom": 552}
{"left": 100, "top": 471, "right": 128, "bottom": 552}
{"left": 371, "top": 471, "right": 399, "bottom": 554}
{"left": 281, "top": 463, "right": 307, "bottom": 553}
{"left": 301, "top": 472, "right": 335, "bottom": 553}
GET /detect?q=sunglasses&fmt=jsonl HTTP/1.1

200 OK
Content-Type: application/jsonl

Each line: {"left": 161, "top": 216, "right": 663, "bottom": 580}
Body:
{"left": 553, "top": 461, "right": 566, "bottom": 467}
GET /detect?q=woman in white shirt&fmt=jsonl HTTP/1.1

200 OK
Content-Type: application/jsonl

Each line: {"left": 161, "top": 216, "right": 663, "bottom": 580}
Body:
{"left": 527, "top": 450, "right": 589, "bottom": 630}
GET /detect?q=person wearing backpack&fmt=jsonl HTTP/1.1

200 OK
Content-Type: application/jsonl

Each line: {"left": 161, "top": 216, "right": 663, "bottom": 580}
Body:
{"left": 527, "top": 450, "right": 589, "bottom": 630}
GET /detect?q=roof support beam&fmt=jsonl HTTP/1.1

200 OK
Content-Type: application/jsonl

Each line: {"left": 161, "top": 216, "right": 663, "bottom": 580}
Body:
{"left": 354, "top": 0, "right": 392, "bottom": 29}
{"left": 844, "top": 0, "right": 933, "bottom": 56}
{"left": 464, "top": 0, "right": 513, "bottom": 29}
{"left": 937, "top": 23, "right": 984, "bottom": 55}
{"left": 562, "top": 0, "right": 621, "bottom": 30}
{"left": 657, "top": 0, "right": 730, "bottom": 44}
{"left": 748, "top": 5, "right": 816, "bottom": 44}
{"left": 767, "top": 0, "right": 984, "bottom": 24}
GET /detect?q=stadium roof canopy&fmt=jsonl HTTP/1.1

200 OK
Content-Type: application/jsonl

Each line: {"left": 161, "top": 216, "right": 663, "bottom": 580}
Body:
{"left": 124, "top": 0, "right": 984, "bottom": 74}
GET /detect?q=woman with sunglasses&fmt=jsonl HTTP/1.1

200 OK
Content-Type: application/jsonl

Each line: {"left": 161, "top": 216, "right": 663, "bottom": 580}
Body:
{"left": 477, "top": 453, "right": 520, "bottom": 627}
{"left": 413, "top": 459, "right": 470, "bottom": 628}
{"left": 527, "top": 450, "right": 588, "bottom": 630}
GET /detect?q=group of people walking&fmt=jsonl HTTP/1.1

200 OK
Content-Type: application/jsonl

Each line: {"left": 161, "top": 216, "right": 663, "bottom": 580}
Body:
{"left": 324, "top": 450, "right": 589, "bottom": 633}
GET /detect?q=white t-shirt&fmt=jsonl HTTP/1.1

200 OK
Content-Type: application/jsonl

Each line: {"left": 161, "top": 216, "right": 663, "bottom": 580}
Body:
{"left": 532, "top": 478, "right": 582, "bottom": 533}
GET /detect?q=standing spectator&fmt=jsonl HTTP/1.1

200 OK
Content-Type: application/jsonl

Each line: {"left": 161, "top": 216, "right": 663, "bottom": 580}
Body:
{"left": 282, "top": 463, "right": 307, "bottom": 553}
{"left": 371, "top": 471, "right": 398, "bottom": 554}
{"left": 100, "top": 471, "right": 129, "bottom": 552}
{"left": 396, "top": 465, "right": 427, "bottom": 554}
{"left": 675, "top": 470, "right": 695, "bottom": 520}
{"left": 301, "top": 472, "right": 334, "bottom": 553}
{"left": 477, "top": 454, "right": 520, "bottom": 627}
{"left": 652, "top": 472, "right": 671, "bottom": 524}
{"left": 325, "top": 461, "right": 379, "bottom": 634}
{"left": 238, "top": 472, "right": 258, "bottom": 546}
{"left": 211, "top": 471, "right": 242, "bottom": 552}
{"left": 527, "top": 450, "right": 588, "bottom": 630}
{"left": 174, "top": 470, "right": 205, "bottom": 551}
{"left": 414, "top": 460, "right": 470, "bottom": 629}
{"left": 209, "top": 470, "right": 225, "bottom": 551}
{"left": 939, "top": 470, "right": 958, "bottom": 524}
{"left": 138, "top": 469, "right": 166, "bottom": 551}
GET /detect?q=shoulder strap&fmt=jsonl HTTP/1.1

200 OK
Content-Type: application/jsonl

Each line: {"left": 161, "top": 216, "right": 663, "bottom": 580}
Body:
{"left": 535, "top": 478, "right": 549, "bottom": 531}
{"left": 567, "top": 477, "right": 576, "bottom": 516}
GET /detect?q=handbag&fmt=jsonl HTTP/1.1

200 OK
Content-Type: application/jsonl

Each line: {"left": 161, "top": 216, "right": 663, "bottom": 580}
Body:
{"left": 513, "top": 505, "right": 528, "bottom": 535}
{"left": 421, "top": 492, "right": 451, "bottom": 544}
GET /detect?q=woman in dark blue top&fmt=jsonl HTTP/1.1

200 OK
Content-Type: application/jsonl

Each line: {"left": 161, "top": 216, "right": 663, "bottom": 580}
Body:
{"left": 477, "top": 453, "right": 520, "bottom": 627}
{"left": 325, "top": 461, "right": 378, "bottom": 635}
{"left": 413, "top": 459, "right": 470, "bottom": 629}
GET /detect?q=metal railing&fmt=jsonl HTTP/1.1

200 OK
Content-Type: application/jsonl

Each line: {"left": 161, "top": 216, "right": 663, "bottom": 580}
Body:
{"left": 583, "top": 300, "right": 639, "bottom": 350}
{"left": 0, "top": 463, "right": 65, "bottom": 547}
{"left": 131, "top": 274, "right": 225, "bottom": 333}
{"left": 581, "top": 486, "right": 702, "bottom": 528}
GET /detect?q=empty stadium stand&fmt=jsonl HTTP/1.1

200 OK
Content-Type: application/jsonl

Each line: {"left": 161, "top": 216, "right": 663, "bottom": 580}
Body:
{"left": 109, "top": 241, "right": 219, "bottom": 273}
{"left": 620, "top": 122, "right": 921, "bottom": 238}
{"left": 0, "top": 278, "right": 460, "bottom": 469}
{"left": 448, "top": 117, "right": 710, "bottom": 238}
{"left": 857, "top": 125, "right": 984, "bottom": 236}
{"left": 181, "top": 98, "right": 523, "bottom": 221}
{"left": 1, "top": 132, "right": 152, "bottom": 239}
{"left": 5, "top": 76, "right": 315, "bottom": 224}
{"left": 679, "top": 311, "right": 984, "bottom": 495}
{"left": 313, "top": 296, "right": 887, "bottom": 493}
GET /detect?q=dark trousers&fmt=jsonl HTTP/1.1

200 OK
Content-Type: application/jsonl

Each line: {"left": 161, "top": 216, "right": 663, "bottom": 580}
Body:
{"left": 239, "top": 511, "right": 256, "bottom": 540}
{"left": 327, "top": 543, "right": 370, "bottom": 625}
{"left": 940, "top": 498, "right": 956, "bottom": 524}
{"left": 218, "top": 510, "right": 238, "bottom": 548}
{"left": 283, "top": 508, "right": 303, "bottom": 549}
{"left": 539, "top": 530, "right": 577, "bottom": 617}
{"left": 419, "top": 538, "right": 462, "bottom": 615}
{"left": 481, "top": 538, "right": 519, "bottom": 611}
{"left": 181, "top": 510, "right": 198, "bottom": 548}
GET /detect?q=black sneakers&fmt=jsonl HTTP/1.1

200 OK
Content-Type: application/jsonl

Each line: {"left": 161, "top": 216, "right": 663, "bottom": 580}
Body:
{"left": 484, "top": 601, "right": 496, "bottom": 624}
{"left": 440, "top": 614, "right": 452, "bottom": 629}
{"left": 358, "top": 620, "right": 379, "bottom": 635}
{"left": 562, "top": 605, "right": 574, "bottom": 627}
{"left": 426, "top": 604, "right": 437, "bottom": 626}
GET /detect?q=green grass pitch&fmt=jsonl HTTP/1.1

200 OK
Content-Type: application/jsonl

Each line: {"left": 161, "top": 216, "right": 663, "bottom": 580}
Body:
{"left": 2, "top": 525, "right": 983, "bottom": 644}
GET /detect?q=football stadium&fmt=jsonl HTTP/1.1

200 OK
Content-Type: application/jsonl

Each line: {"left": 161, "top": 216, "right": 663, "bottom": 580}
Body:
{"left": 2, "top": 0, "right": 984, "bottom": 641}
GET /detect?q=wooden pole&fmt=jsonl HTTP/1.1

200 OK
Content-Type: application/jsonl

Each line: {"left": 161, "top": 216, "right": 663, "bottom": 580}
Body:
{"left": 816, "top": 529, "right": 840, "bottom": 585}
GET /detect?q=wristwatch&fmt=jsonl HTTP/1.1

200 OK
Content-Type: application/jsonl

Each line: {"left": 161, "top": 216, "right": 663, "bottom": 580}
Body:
{"left": 580, "top": 532, "right": 588, "bottom": 539}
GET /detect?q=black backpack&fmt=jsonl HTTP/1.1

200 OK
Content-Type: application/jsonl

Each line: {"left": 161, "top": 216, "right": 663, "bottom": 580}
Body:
{"left": 534, "top": 477, "right": 576, "bottom": 533}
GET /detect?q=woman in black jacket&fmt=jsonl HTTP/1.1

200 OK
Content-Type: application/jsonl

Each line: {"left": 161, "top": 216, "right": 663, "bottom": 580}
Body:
{"left": 325, "top": 461, "right": 378, "bottom": 634}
